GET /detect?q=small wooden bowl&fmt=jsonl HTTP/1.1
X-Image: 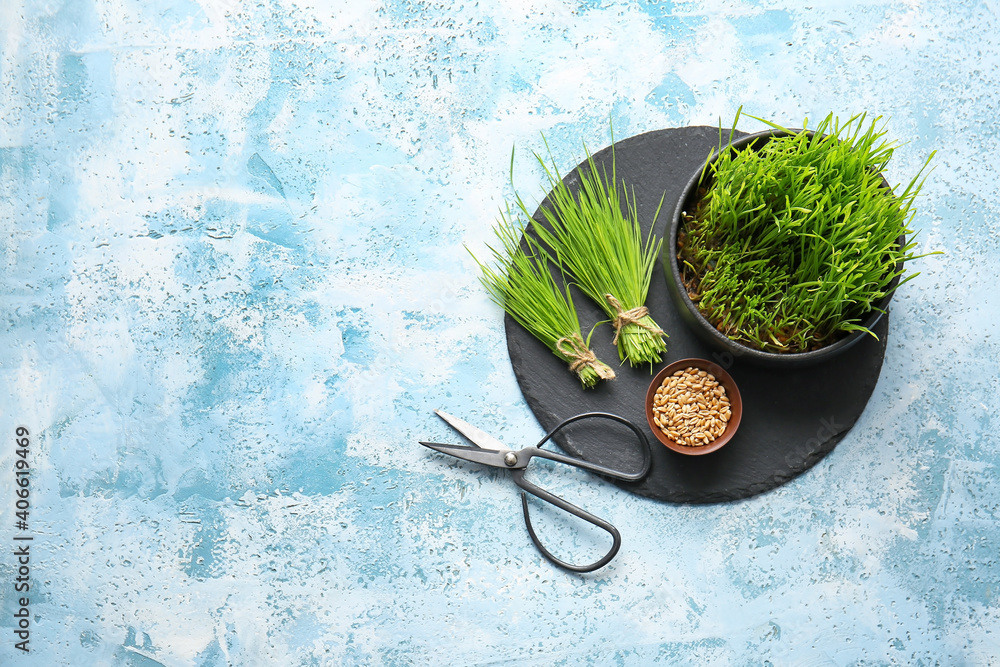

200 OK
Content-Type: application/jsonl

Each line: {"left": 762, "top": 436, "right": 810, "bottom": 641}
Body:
{"left": 644, "top": 358, "right": 743, "bottom": 456}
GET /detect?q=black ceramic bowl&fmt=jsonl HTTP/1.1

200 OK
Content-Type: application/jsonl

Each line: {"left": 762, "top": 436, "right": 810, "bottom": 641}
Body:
{"left": 664, "top": 129, "right": 904, "bottom": 368}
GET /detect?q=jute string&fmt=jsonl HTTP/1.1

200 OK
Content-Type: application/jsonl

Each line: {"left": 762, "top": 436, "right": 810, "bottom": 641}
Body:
{"left": 555, "top": 334, "right": 615, "bottom": 380}
{"left": 605, "top": 293, "right": 664, "bottom": 345}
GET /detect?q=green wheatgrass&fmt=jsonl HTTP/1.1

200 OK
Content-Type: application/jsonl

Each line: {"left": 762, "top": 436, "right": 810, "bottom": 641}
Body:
{"left": 470, "top": 206, "right": 615, "bottom": 389}
{"left": 679, "top": 110, "right": 935, "bottom": 353}
{"left": 518, "top": 135, "right": 668, "bottom": 368}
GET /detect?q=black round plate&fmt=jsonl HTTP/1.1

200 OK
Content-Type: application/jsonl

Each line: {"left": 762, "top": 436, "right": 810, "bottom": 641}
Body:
{"left": 504, "top": 126, "right": 888, "bottom": 504}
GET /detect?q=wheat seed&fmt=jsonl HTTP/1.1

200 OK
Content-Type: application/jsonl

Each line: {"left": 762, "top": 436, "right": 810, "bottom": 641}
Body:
{"left": 651, "top": 367, "right": 731, "bottom": 447}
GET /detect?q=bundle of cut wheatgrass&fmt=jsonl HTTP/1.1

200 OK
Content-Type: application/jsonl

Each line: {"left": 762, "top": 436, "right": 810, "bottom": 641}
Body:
{"left": 471, "top": 136, "right": 668, "bottom": 388}
{"left": 471, "top": 206, "right": 616, "bottom": 389}
{"left": 522, "top": 140, "right": 668, "bottom": 368}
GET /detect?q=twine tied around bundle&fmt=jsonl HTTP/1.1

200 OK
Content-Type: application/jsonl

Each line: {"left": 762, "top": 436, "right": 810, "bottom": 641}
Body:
{"left": 555, "top": 334, "right": 615, "bottom": 381}
{"left": 605, "top": 293, "right": 664, "bottom": 345}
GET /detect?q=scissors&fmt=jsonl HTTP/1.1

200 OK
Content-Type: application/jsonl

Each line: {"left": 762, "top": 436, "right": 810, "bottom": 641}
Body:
{"left": 420, "top": 409, "right": 651, "bottom": 573}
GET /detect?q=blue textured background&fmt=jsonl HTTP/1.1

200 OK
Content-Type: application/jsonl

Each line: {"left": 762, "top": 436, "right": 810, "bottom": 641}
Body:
{"left": 2, "top": 0, "right": 999, "bottom": 664}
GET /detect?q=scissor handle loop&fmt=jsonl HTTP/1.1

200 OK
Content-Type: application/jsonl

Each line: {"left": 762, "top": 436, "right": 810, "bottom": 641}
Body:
{"left": 534, "top": 411, "right": 651, "bottom": 481}
{"left": 514, "top": 412, "right": 651, "bottom": 573}
{"left": 514, "top": 472, "right": 621, "bottom": 573}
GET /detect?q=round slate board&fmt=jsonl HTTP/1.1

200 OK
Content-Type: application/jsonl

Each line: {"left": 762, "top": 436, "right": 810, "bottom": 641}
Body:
{"left": 504, "top": 126, "right": 888, "bottom": 504}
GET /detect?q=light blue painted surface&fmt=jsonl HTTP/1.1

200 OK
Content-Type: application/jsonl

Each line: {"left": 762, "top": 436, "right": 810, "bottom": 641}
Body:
{"left": 1, "top": 0, "right": 998, "bottom": 664}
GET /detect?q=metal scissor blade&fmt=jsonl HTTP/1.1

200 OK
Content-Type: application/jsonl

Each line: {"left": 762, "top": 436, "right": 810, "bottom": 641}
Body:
{"left": 419, "top": 441, "right": 511, "bottom": 468}
{"left": 434, "top": 409, "right": 507, "bottom": 452}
